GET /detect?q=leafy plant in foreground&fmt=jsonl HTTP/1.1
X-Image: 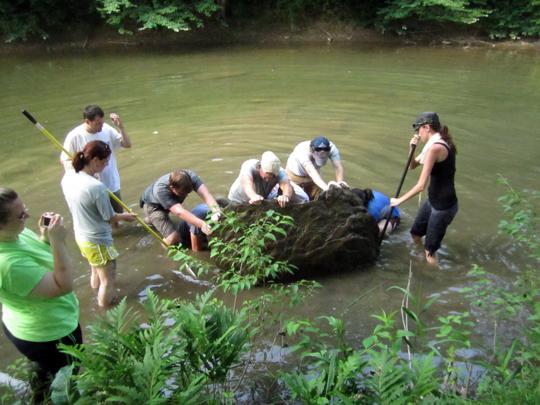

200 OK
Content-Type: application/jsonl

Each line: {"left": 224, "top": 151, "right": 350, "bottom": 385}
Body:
{"left": 51, "top": 290, "right": 249, "bottom": 403}
{"left": 280, "top": 305, "right": 461, "bottom": 404}
{"left": 461, "top": 177, "right": 540, "bottom": 403}
{"left": 170, "top": 209, "right": 297, "bottom": 297}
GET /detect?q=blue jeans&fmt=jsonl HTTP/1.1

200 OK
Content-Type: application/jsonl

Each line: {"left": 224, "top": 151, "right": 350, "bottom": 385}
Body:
{"left": 178, "top": 203, "right": 209, "bottom": 248}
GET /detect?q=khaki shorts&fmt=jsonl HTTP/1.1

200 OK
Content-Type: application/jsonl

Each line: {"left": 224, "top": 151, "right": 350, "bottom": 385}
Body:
{"left": 77, "top": 241, "right": 119, "bottom": 267}
{"left": 286, "top": 169, "right": 322, "bottom": 201}
{"left": 143, "top": 204, "right": 177, "bottom": 238}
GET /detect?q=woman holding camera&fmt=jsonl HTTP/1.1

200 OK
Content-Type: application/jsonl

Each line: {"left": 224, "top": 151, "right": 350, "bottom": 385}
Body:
{"left": 0, "top": 187, "right": 81, "bottom": 400}
{"left": 61, "top": 140, "right": 136, "bottom": 307}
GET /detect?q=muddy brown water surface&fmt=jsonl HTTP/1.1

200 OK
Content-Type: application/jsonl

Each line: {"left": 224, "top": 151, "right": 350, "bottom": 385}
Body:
{"left": 1, "top": 43, "right": 539, "bottom": 382}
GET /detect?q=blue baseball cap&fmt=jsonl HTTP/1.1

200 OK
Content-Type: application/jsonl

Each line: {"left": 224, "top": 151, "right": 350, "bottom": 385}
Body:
{"left": 310, "top": 136, "right": 330, "bottom": 150}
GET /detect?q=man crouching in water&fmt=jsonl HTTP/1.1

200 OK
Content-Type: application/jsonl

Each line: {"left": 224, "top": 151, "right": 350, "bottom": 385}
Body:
{"left": 140, "top": 169, "right": 221, "bottom": 251}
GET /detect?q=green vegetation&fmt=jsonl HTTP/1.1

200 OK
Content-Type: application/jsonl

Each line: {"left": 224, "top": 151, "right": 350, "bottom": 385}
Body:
{"left": 376, "top": 0, "right": 489, "bottom": 34}
{"left": 1, "top": 180, "right": 538, "bottom": 403}
{"left": 96, "top": 0, "right": 220, "bottom": 35}
{"left": 279, "top": 177, "right": 539, "bottom": 403}
{"left": 1, "top": 0, "right": 540, "bottom": 42}
{"left": 171, "top": 209, "right": 296, "bottom": 295}
{"left": 0, "top": 0, "right": 96, "bottom": 42}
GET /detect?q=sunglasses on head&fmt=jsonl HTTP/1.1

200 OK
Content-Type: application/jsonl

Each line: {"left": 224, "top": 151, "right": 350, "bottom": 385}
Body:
{"left": 314, "top": 147, "right": 330, "bottom": 152}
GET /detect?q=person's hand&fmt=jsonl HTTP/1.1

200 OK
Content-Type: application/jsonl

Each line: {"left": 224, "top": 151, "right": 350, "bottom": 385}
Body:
{"left": 327, "top": 180, "right": 340, "bottom": 189}
{"left": 248, "top": 194, "right": 264, "bottom": 205}
{"left": 38, "top": 211, "right": 54, "bottom": 230}
{"left": 121, "top": 212, "right": 138, "bottom": 222}
{"left": 46, "top": 214, "right": 67, "bottom": 245}
{"left": 110, "top": 113, "right": 123, "bottom": 129}
{"left": 410, "top": 134, "right": 420, "bottom": 147}
{"left": 339, "top": 181, "right": 350, "bottom": 189}
{"left": 201, "top": 222, "right": 212, "bottom": 235}
{"left": 210, "top": 210, "right": 222, "bottom": 222}
{"left": 390, "top": 197, "right": 400, "bottom": 207}
{"left": 276, "top": 195, "right": 290, "bottom": 207}
{"left": 39, "top": 212, "right": 55, "bottom": 242}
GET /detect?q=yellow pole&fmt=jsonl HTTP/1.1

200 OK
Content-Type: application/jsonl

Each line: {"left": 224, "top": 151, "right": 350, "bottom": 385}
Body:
{"left": 22, "top": 109, "right": 168, "bottom": 248}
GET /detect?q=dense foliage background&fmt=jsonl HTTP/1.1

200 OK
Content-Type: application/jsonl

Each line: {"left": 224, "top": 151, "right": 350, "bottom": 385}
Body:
{"left": 1, "top": 0, "right": 539, "bottom": 42}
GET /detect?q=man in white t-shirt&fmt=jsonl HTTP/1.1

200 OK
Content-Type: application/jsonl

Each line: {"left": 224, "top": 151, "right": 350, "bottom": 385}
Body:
{"left": 60, "top": 105, "right": 132, "bottom": 213}
{"left": 228, "top": 151, "right": 308, "bottom": 206}
{"left": 286, "top": 136, "right": 347, "bottom": 200}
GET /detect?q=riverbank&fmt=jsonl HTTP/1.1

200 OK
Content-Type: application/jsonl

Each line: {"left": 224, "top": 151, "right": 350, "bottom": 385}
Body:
{"left": 2, "top": 21, "right": 539, "bottom": 54}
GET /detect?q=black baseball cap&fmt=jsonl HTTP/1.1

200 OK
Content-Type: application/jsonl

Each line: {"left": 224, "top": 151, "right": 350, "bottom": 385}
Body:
{"left": 413, "top": 112, "right": 440, "bottom": 130}
{"left": 310, "top": 136, "right": 331, "bottom": 150}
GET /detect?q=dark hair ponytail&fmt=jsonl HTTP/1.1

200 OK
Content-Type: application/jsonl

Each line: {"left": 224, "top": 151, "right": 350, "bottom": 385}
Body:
{"left": 71, "top": 140, "right": 111, "bottom": 173}
{"left": 72, "top": 151, "right": 86, "bottom": 172}
{"left": 439, "top": 125, "right": 457, "bottom": 154}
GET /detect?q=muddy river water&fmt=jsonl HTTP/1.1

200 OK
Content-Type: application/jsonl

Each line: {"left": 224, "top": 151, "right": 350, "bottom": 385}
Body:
{"left": 1, "top": 43, "right": 539, "bottom": 373}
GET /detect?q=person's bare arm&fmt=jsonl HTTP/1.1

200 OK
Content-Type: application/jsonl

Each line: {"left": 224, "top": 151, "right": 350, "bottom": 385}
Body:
{"left": 241, "top": 175, "right": 264, "bottom": 204}
{"left": 110, "top": 113, "right": 132, "bottom": 148}
{"left": 409, "top": 134, "right": 421, "bottom": 170}
{"left": 332, "top": 159, "right": 344, "bottom": 182}
{"left": 30, "top": 215, "right": 73, "bottom": 298}
{"left": 170, "top": 203, "right": 212, "bottom": 235}
{"left": 276, "top": 179, "right": 293, "bottom": 207}
{"left": 304, "top": 162, "right": 328, "bottom": 191}
{"left": 391, "top": 145, "right": 447, "bottom": 206}
{"left": 110, "top": 212, "right": 137, "bottom": 225}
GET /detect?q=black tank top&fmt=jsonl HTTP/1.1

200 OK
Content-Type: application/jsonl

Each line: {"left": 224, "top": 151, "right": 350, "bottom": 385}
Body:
{"left": 428, "top": 142, "right": 457, "bottom": 210}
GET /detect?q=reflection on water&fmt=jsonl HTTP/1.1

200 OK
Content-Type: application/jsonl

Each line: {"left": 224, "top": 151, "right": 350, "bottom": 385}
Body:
{"left": 0, "top": 44, "right": 539, "bottom": 369}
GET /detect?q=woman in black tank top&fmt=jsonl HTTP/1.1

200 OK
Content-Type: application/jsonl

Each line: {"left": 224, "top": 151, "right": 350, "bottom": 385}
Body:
{"left": 390, "top": 112, "right": 458, "bottom": 266}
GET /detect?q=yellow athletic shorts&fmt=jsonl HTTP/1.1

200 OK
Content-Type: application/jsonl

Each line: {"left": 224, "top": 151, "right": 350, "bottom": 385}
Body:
{"left": 77, "top": 241, "right": 119, "bottom": 267}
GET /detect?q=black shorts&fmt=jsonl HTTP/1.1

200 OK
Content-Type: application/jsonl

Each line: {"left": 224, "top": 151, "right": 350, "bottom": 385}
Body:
{"left": 410, "top": 200, "right": 458, "bottom": 255}
{"left": 2, "top": 322, "right": 83, "bottom": 381}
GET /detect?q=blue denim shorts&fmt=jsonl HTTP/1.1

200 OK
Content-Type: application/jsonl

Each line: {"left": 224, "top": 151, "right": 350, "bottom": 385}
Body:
{"left": 410, "top": 200, "right": 458, "bottom": 255}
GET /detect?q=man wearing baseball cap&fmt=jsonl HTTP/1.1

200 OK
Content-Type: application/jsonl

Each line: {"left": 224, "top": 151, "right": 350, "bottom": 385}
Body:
{"left": 286, "top": 136, "right": 347, "bottom": 200}
{"left": 228, "top": 151, "right": 308, "bottom": 207}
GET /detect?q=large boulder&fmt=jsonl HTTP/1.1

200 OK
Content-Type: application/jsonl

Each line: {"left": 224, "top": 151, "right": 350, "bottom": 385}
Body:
{"left": 220, "top": 186, "right": 380, "bottom": 278}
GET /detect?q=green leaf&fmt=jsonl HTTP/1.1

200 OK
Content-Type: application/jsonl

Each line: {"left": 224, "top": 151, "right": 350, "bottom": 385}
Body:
{"left": 50, "top": 365, "right": 75, "bottom": 405}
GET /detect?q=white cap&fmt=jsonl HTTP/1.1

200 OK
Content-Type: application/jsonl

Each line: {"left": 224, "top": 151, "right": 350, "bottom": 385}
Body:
{"left": 260, "top": 151, "right": 281, "bottom": 175}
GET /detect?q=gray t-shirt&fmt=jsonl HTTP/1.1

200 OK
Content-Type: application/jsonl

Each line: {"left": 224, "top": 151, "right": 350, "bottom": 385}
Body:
{"left": 61, "top": 171, "right": 115, "bottom": 245}
{"left": 141, "top": 170, "right": 203, "bottom": 210}
{"left": 228, "top": 159, "right": 288, "bottom": 203}
{"left": 286, "top": 140, "right": 341, "bottom": 177}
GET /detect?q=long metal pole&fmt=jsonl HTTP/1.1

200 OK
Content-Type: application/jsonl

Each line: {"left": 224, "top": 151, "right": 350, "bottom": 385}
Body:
{"left": 22, "top": 109, "right": 169, "bottom": 248}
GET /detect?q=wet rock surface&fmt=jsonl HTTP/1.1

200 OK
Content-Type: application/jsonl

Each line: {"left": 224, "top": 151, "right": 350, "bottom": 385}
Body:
{"left": 220, "top": 186, "right": 380, "bottom": 278}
